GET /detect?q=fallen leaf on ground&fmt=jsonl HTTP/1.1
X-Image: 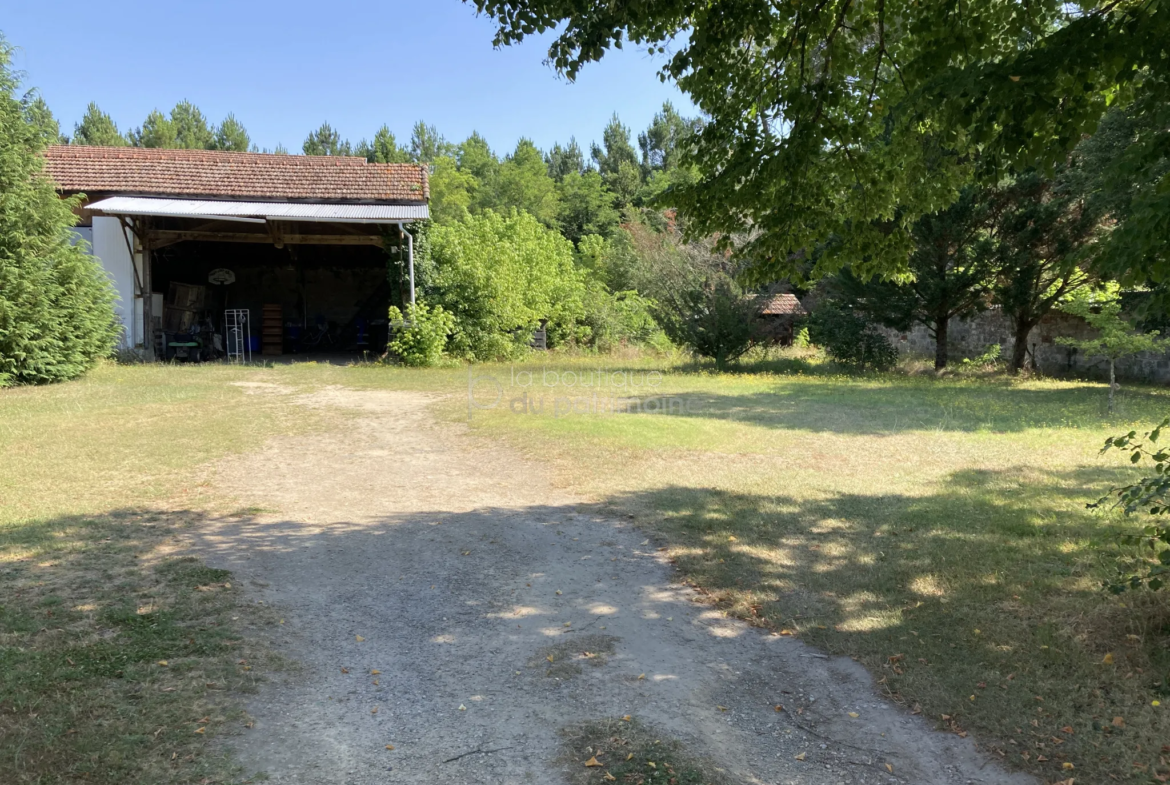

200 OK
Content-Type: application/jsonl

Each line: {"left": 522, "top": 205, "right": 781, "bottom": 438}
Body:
{"left": 794, "top": 752, "right": 806, "bottom": 761}
{"left": 385, "top": 744, "right": 395, "bottom": 750}
{"left": 638, "top": 673, "right": 645, "bottom": 680}
{"left": 774, "top": 705, "right": 784, "bottom": 712}
{"left": 371, "top": 669, "right": 381, "bottom": 675}
{"left": 158, "top": 660, "right": 168, "bottom": 667}
{"left": 626, "top": 753, "right": 633, "bottom": 761}
{"left": 1102, "top": 653, "right": 1114, "bottom": 665}
{"left": 341, "top": 667, "right": 349, "bottom": 674}
{"left": 621, "top": 715, "right": 632, "bottom": 722}
{"left": 1062, "top": 762, "right": 1074, "bottom": 770}
{"left": 194, "top": 727, "right": 205, "bottom": 734}
{"left": 584, "top": 757, "right": 602, "bottom": 767}
{"left": 355, "top": 635, "right": 365, "bottom": 642}
{"left": 603, "top": 772, "right": 616, "bottom": 782}
{"left": 1112, "top": 716, "right": 1125, "bottom": 728}
{"left": 848, "top": 712, "right": 859, "bottom": 718}
{"left": 371, "top": 707, "right": 378, "bottom": 715}
{"left": 885, "top": 763, "right": 893, "bottom": 773}
{"left": 458, "top": 704, "right": 466, "bottom": 711}
{"left": 547, "top": 655, "right": 555, "bottom": 662}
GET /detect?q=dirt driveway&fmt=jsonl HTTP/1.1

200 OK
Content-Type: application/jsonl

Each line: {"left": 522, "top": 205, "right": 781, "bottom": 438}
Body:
{"left": 188, "top": 385, "right": 1031, "bottom": 785}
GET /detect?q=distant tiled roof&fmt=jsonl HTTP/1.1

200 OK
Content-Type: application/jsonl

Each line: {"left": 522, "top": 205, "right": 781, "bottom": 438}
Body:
{"left": 43, "top": 145, "right": 428, "bottom": 203}
{"left": 759, "top": 293, "right": 808, "bottom": 316}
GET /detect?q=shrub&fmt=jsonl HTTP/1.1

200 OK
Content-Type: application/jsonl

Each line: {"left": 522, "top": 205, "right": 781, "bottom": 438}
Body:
{"left": 1093, "top": 419, "right": 1170, "bottom": 592}
{"left": 430, "top": 210, "right": 586, "bottom": 361}
{"left": 0, "top": 41, "right": 119, "bottom": 386}
{"left": 387, "top": 301, "right": 455, "bottom": 367}
{"left": 580, "top": 281, "right": 670, "bottom": 352}
{"left": 657, "top": 276, "right": 755, "bottom": 370}
{"left": 807, "top": 303, "right": 898, "bottom": 371}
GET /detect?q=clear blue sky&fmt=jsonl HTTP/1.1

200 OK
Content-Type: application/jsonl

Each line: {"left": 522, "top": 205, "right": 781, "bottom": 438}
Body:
{"left": 4, "top": 0, "right": 694, "bottom": 157}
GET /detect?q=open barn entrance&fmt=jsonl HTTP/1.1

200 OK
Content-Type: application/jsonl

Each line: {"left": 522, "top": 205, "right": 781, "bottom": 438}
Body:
{"left": 150, "top": 237, "right": 399, "bottom": 360}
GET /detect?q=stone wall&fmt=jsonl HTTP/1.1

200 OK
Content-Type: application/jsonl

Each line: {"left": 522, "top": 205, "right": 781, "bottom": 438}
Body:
{"left": 880, "top": 309, "right": 1170, "bottom": 383}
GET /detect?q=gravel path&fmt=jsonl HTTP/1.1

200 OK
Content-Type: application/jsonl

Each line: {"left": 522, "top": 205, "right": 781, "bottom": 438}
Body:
{"left": 189, "top": 385, "right": 1032, "bottom": 785}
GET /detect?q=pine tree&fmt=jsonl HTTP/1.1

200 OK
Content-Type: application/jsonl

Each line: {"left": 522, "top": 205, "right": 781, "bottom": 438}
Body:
{"left": 71, "top": 102, "right": 127, "bottom": 146}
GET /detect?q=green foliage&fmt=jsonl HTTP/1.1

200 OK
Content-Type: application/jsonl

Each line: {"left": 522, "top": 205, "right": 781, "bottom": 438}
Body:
{"left": 580, "top": 282, "right": 669, "bottom": 352}
{"left": 830, "top": 186, "right": 997, "bottom": 370}
{"left": 303, "top": 122, "right": 352, "bottom": 156}
{"left": 638, "top": 101, "right": 697, "bottom": 176}
{"left": 493, "top": 138, "right": 562, "bottom": 227}
{"left": 0, "top": 42, "right": 120, "bottom": 385}
{"left": 546, "top": 137, "right": 585, "bottom": 180}
{"left": 657, "top": 276, "right": 755, "bottom": 370}
{"left": 71, "top": 102, "right": 126, "bottom": 146}
{"left": 1058, "top": 284, "right": 1163, "bottom": 412}
{"left": 430, "top": 210, "right": 586, "bottom": 360}
{"left": 357, "top": 125, "right": 409, "bottom": 163}
{"left": 168, "top": 100, "right": 213, "bottom": 150}
{"left": 958, "top": 344, "right": 1003, "bottom": 370}
{"left": 21, "top": 92, "right": 61, "bottom": 146}
{"left": 429, "top": 155, "right": 477, "bottom": 224}
{"left": 807, "top": 304, "right": 898, "bottom": 372}
{"left": 387, "top": 301, "right": 455, "bottom": 367}
{"left": 1094, "top": 419, "right": 1170, "bottom": 592}
{"left": 212, "top": 113, "right": 251, "bottom": 152}
{"left": 474, "top": 1, "right": 1169, "bottom": 287}
{"left": 128, "top": 109, "right": 177, "bottom": 148}
{"left": 409, "top": 121, "right": 453, "bottom": 164}
{"left": 1058, "top": 285, "right": 1163, "bottom": 363}
{"left": 557, "top": 170, "right": 619, "bottom": 243}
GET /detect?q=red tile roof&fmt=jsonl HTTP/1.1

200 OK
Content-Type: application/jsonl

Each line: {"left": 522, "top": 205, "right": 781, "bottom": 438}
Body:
{"left": 43, "top": 145, "right": 428, "bottom": 203}
{"left": 759, "top": 293, "right": 808, "bottom": 316}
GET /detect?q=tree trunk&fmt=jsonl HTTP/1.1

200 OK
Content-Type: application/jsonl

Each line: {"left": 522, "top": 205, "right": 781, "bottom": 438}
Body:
{"left": 1009, "top": 320, "right": 1033, "bottom": 375}
{"left": 934, "top": 317, "right": 949, "bottom": 371}
{"left": 1109, "top": 358, "right": 1116, "bottom": 414}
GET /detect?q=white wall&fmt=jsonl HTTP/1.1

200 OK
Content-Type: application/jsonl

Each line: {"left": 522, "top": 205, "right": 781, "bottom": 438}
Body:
{"left": 90, "top": 216, "right": 142, "bottom": 347}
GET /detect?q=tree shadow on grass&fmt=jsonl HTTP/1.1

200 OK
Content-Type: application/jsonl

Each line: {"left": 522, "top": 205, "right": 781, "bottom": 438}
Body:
{"left": 0, "top": 509, "right": 269, "bottom": 785}
{"left": 599, "top": 464, "right": 1170, "bottom": 782}
{"left": 630, "top": 379, "right": 1170, "bottom": 434}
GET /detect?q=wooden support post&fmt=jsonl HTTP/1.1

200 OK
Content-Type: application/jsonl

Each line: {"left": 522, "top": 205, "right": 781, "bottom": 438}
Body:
{"left": 141, "top": 218, "right": 155, "bottom": 361}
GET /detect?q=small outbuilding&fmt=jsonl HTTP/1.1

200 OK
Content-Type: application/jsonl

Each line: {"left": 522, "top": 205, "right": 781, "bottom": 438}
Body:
{"left": 44, "top": 145, "right": 429, "bottom": 360}
{"left": 755, "top": 292, "right": 808, "bottom": 345}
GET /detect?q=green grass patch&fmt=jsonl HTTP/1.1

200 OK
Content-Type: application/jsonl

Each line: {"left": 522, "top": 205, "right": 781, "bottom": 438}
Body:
{"left": 561, "top": 718, "right": 734, "bottom": 785}
{"left": 430, "top": 355, "right": 1170, "bottom": 783}
{"left": 0, "top": 510, "right": 278, "bottom": 784}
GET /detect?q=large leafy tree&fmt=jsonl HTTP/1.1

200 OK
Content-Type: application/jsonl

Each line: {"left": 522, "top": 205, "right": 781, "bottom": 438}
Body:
{"left": 430, "top": 210, "right": 586, "bottom": 359}
{"left": 989, "top": 171, "right": 1104, "bottom": 373}
{"left": 470, "top": 1, "right": 1170, "bottom": 284}
{"left": 831, "top": 188, "right": 998, "bottom": 370}
{"left": 557, "top": 170, "right": 619, "bottom": 244}
{"left": 0, "top": 41, "right": 120, "bottom": 385}
{"left": 71, "top": 102, "right": 126, "bottom": 146}
{"left": 493, "top": 138, "right": 562, "bottom": 228}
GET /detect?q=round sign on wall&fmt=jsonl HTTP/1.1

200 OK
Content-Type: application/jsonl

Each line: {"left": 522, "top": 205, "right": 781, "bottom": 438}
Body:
{"left": 208, "top": 268, "right": 236, "bottom": 285}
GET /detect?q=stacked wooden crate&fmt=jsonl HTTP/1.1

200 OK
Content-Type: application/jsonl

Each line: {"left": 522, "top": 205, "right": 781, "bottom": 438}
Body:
{"left": 262, "top": 304, "right": 283, "bottom": 355}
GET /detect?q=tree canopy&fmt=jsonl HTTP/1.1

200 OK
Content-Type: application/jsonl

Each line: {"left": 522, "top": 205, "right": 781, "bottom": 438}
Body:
{"left": 470, "top": 1, "right": 1170, "bottom": 284}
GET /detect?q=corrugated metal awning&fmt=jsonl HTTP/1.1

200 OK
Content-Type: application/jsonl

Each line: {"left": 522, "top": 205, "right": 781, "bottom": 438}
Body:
{"left": 85, "top": 196, "right": 429, "bottom": 224}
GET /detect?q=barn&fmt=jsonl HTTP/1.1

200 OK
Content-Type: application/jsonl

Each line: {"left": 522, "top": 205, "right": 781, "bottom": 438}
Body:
{"left": 43, "top": 145, "right": 429, "bottom": 361}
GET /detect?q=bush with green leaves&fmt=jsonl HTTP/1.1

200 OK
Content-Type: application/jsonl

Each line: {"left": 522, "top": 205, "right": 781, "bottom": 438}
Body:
{"left": 386, "top": 301, "right": 455, "bottom": 367}
{"left": 657, "top": 276, "right": 755, "bottom": 370}
{"left": 580, "top": 280, "right": 670, "bottom": 352}
{"left": 0, "top": 40, "right": 120, "bottom": 386}
{"left": 807, "top": 303, "right": 898, "bottom": 372}
{"left": 430, "top": 209, "right": 586, "bottom": 361}
{"left": 1093, "top": 418, "right": 1170, "bottom": 592}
